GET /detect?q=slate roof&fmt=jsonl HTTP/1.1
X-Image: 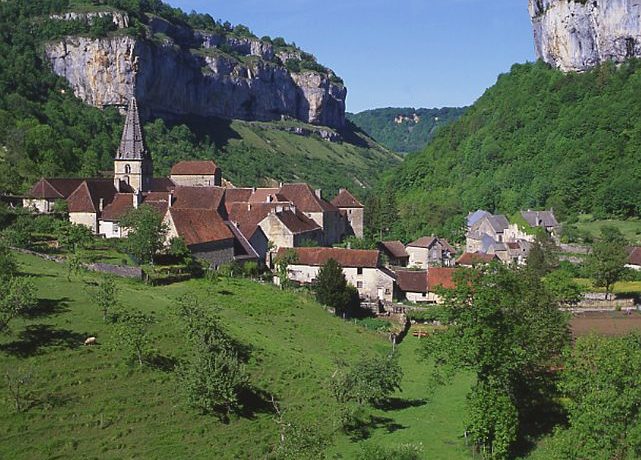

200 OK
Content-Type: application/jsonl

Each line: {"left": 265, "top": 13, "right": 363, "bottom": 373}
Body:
{"left": 467, "top": 210, "right": 491, "bottom": 227}
{"left": 378, "top": 241, "right": 409, "bottom": 259}
{"left": 170, "top": 160, "right": 219, "bottom": 175}
{"left": 278, "top": 247, "right": 380, "bottom": 268}
{"left": 408, "top": 236, "right": 455, "bottom": 253}
{"left": 27, "top": 178, "right": 84, "bottom": 200}
{"left": 396, "top": 270, "right": 428, "bottom": 293}
{"left": 168, "top": 208, "right": 234, "bottom": 246}
{"left": 116, "top": 98, "right": 148, "bottom": 160}
{"left": 67, "top": 180, "right": 117, "bottom": 213}
{"left": 457, "top": 252, "right": 499, "bottom": 266}
{"left": 331, "top": 189, "right": 364, "bottom": 208}
{"left": 521, "top": 210, "right": 559, "bottom": 228}
{"left": 278, "top": 183, "right": 339, "bottom": 213}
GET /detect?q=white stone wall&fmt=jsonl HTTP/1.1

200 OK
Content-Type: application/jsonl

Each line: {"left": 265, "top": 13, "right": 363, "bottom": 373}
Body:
{"left": 99, "top": 220, "right": 127, "bottom": 239}
{"left": 23, "top": 199, "right": 53, "bottom": 214}
{"left": 170, "top": 174, "right": 219, "bottom": 187}
{"left": 70, "top": 212, "right": 98, "bottom": 233}
{"left": 407, "top": 246, "right": 429, "bottom": 269}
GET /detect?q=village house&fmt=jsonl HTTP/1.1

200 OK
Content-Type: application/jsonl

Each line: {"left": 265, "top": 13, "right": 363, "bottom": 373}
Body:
{"left": 23, "top": 97, "right": 364, "bottom": 269}
{"left": 276, "top": 247, "right": 395, "bottom": 302}
{"left": 521, "top": 209, "right": 560, "bottom": 236}
{"left": 395, "top": 268, "right": 456, "bottom": 304}
{"left": 406, "top": 236, "right": 455, "bottom": 268}
{"left": 456, "top": 251, "right": 499, "bottom": 267}
{"left": 627, "top": 247, "right": 641, "bottom": 271}
{"left": 377, "top": 241, "right": 410, "bottom": 267}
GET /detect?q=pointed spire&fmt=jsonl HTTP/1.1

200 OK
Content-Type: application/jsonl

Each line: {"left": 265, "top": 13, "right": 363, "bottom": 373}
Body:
{"left": 116, "top": 98, "right": 148, "bottom": 160}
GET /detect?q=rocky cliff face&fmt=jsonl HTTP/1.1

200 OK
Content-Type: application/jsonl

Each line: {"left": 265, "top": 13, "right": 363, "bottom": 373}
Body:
{"left": 529, "top": 0, "right": 641, "bottom": 72}
{"left": 45, "top": 15, "right": 346, "bottom": 129}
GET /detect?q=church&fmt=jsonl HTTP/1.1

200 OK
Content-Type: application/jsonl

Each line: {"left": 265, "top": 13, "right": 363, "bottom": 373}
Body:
{"left": 24, "top": 99, "right": 364, "bottom": 267}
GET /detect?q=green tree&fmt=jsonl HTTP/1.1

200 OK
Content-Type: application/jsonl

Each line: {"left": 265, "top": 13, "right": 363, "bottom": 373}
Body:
{"left": 423, "top": 265, "right": 570, "bottom": 459}
{"left": 331, "top": 355, "right": 403, "bottom": 407}
{"left": 526, "top": 232, "right": 559, "bottom": 278}
{"left": 120, "top": 205, "right": 168, "bottom": 264}
{"left": 314, "top": 258, "right": 359, "bottom": 316}
{"left": 586, "top": 226, "right": 628, "bottom": 300}
{"left": 242, "top": 261, "right": 259, "bottom": 279}
{"left": 96, "top": 276, "right": 118, "bottom": 322}
{"left": 275, "top": 249, "right": 298, "bottom": 290}
{"left": 3, "top": 366, "right": 35, "bottom": 413}
{"left": 112, "top": 309, "right": 155, "bottom": 367}
{"left": 547, "top": 334, "right": 641, "bottom": 459}
{"left": 176, "top": 296, "right": 249, "bottom": 421}
{"left": 168, "top": 237, "right": 191, "bottom": 263}
{"left": 543, "top": 269, "right": 584, "bottom": 305}
{"left": 0, "top": 277, "right": 37, "bottom": 334}
{"left": 0, "top": 242, "right": 18, "bottom": 281}
{"left": 57, "top": 223, "right": 93, "bottom": 252}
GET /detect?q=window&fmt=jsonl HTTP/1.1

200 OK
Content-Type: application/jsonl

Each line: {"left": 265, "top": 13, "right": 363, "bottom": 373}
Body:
{"left": 113, "top": 223, "right": 119, "bottom": 233}
{"left": 124, "top": 164, "right": 131, "bottom": 174}
{"left": 357, "top": 267, "right": 363, "bottom": 275}
{"left": 357, "top": 281, "right": 363, "bottom": 289}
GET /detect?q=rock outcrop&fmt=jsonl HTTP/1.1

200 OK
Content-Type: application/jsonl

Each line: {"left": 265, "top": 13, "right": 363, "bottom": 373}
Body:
{"left": 529, "top": 0, "right": 641, "bottom": 72}
{"left": 45, "top": 15, "right": 347, "bottom": 129}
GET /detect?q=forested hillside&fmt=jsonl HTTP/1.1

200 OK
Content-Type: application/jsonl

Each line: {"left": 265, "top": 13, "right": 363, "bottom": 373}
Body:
{"left": 0, "top": 0, "right": 398, "bottom": 196}
{"left": 370, "top": 60, "right": 641, "bottom": 241}
{"left": 347, "top": 107, "right": 466, "bottom": 153}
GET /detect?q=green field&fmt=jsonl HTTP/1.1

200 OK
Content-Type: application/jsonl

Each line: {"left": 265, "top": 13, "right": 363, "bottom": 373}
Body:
{"left": 574, "top": 215, "right": 641, "bottom": 245}
{"left": 0, "top": 254, "right": 472, "bottom": 459}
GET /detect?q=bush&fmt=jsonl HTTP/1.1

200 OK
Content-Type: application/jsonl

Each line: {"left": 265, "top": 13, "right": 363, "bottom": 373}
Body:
{"left": 406, "top": 306, "right": 451, "bottom": 324}
{"left": 357, "top": 443, "right": 423, "bottom": 460}
{"left": 355, "top": 318, "right": 391, "bottom": 333}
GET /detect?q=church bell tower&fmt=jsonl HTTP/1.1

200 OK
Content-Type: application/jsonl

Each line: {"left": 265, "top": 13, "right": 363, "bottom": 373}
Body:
{"left": 114, "top": 98, "right": 153, "bottom": 192}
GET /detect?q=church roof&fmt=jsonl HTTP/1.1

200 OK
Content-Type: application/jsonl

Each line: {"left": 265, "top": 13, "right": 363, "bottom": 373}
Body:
{"left": 116, "top": 98, "right": 148, "bottom": 160}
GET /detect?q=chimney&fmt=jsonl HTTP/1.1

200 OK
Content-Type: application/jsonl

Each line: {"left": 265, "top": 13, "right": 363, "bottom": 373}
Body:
{"left": 133, "top": 190, "right": 142, "bottom": 209}
{"left": 247, "top": 203, "right": 252, "bottom": 212}
{"left": 276, "top": 205, "right": 283, "bottom": 213}
{"left": 339, "top": 188, "right": 346, "bottom": 193}
{"left": 315, "top": 188, "right": 322, "bottom": 199}
{"left": 99, "top": 198, "right": 104, "bottom": 212}
{"left": 266, "top": 194, "right": 273, "bottom": 203}
{"left": 279, "top": 182, "right": 283, "bottom": 188}
{"left": 114, "top": 178, "right": 121, "bottom": 193}
{"left": 168, "top": 191, "right": 173, "bottom": 208}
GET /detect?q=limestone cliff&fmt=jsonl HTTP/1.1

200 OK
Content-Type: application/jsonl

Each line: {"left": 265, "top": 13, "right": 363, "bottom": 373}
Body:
{"left": 529, "top": 0, "right": 641, "bottom": 72}
{"left": 45, "top": 14, "right": 346, "bottom": 129}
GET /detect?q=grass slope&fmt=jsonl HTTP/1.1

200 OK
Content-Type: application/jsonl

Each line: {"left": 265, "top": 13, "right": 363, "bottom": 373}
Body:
{"left": 0, "top": 254, "right": 472, "bottom": 459}
{"left": 0, "top": 254, "right": 389, "bottom": 458}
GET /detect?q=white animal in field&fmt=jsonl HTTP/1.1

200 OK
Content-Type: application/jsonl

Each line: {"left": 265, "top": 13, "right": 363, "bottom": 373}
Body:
{"left": 84, "top": 337, "right": 97, "bottom": 346}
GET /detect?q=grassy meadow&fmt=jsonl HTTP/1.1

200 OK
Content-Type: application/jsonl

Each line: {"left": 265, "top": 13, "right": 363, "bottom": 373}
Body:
{"left": 574, "top": 215, "right": 641, "bottom": 245}
{"left": 0, "top": 253, "right": 471, "bottom": 459}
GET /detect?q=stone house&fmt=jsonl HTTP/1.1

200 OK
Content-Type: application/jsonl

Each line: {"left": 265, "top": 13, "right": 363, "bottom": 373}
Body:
{"left": 395, "top": 268, "right": 456, "bottom": 304}
{"left": 627, "top": 247, "right": 641, "bottom": 271}
{"left": 466, "top": 212, "right": 510, "bottom": 252}
{"left": 164, "top": 208, "right": 235, "bottom": 268}
{"left": 521, "top": 210, "right": 559, "bottom": 235}
{"left": 23, "top": 178, "right": 83, "bottom": 213}
{"left": 331, "top": 188, "right": 364, "bottom": 239}
{"left": 99, "top": 192, "right": 170, "bottom": 239}
{"left": 406, "top": 237, "right": 455, "bottom": 268}
{"left": 377, "top": 241, "right": 410, "bottom": 267}
{"left": 170, "top": 160, "right": 222, "bottom": 187}
{"left": 276, "top": 247, "right": 395, "bottom": 302}
{"left": 66, "top": 179, "right": 119, "bottom": 233}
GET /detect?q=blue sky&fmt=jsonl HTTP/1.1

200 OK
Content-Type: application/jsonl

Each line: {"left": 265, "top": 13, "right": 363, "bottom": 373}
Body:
{"left": 171, "top": 0, "right": 536, "bottom": 113}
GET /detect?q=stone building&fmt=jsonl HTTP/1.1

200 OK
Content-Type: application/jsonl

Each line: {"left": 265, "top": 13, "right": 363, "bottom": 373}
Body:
{"left": 377, "top": 241, "right": 410, "bottom": 267}
{"left": 170, "top": 160, "right": 222, "bottom": 187}
{"left": 23, "top": 178, "right": 83, "bottom": 213}
{"left": 406, "top": 236, "right": 455, "bottom": 268}
{"left": 331, "top": 188, "right": 364, "bottom": 239}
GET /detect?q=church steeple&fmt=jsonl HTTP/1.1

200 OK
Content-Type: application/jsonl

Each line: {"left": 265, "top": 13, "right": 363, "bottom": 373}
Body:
{"left": 117, "top": 97, "right": 148, "bottom": 160}
{"left": 114, "top": 98, "right": 153, "bottom": 192}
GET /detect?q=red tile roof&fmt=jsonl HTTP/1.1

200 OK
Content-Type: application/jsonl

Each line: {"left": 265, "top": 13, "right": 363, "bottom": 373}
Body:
{"left": 224, "top": 188, "right": 254, "bottom": 203}
{"left": 67, "top": 180, "right": 117, "bottom": 213}
{"left": 27, "top": 178, "right": 84, "bottom": 200}
{"left": 248, "top": 188, "right": 283, "bottom": 203}
{"left": 628, "top": 247, "right": 641, "bottom": 266}
{"left": 331, "top": 188, "right": 364, "bottom": 208}
{"left": 226, "top": 202, "right": 283, "bottom": 240}
{"left": 278, "top": 183, "right": 339, "bottom": 213}
{"left": 457, "top": 252, "right": 498, "bottom": 266}
{"left": 171, "top": 186, "right": 225, "bottom": 211}
{"left": 99, "top": 192, "right": 170, "bottom": 221}
{"left": 278, "top": 247, "right": 380, "bottom": 268}
{"left": 378, "top": 241, "right": 409, "bottom": 259}
{"left": 275, "top": 210, "right": 321, "bottom": 234}
{"left": 170, "top": 160, "right": 219, "bottom": 175}
{"left": 396, "top": 270, "right": 428, "bottom": 293}
{"left": 149, "top": 178, "right": 176, "bottom": 192}
{"left": 168, "top": 208, "right": 234, "bottom": 246}
{"left": 427, "top": 268, "right": 457, "bottom": 290}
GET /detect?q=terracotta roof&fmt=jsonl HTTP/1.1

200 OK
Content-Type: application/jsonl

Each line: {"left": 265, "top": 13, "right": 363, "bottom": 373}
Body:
{"left": 226, "top": 222, "right": 260, "bottom": 260}
{"left": 427, "top": 268, "right": 457, "bottom": 290}
{"left": 275, "top": 210, "right": 321, "bottom": 234}
{"left": 171, "top": 186, "right": 225, "bottom": 212}
{"left": 170, "top": 160, "right": 219, "bottom": 175}
{"left": 378, "top": 241, "right": 409, "bottom": 259}
{"left": 278, "top": 247, "right": 380, "bottom": 268}
{"left": 628, "top": 247, "right": 641, "bottom": 266}
{"left": 278, "top": 183, "right": 339, "bottom": 213}
{"left": 101, "top": 194, "right": 134, "bottom": 220}
{"left": 149, "top": 178, "right": 175, "bottom": 192}
{"left": 457, "top": 252, "right": 498, "bottom": 266}
{"left": 27, "top": 178, "right": 84, "bottom": 200}
{"left": 67, "top": 180, "right": 117, "bottom": 213}
{"left": 408, "top": 236, "right": 437, "bottom": 249}
{"left": 224, "top": 188, "right": 254, "bottom": 203}
{"left": 331, "top": 188, "right": 364, "bottom": 208}
{"left": 226, "top": 202, "right": 284, "bottom": 240}
{"left": 168, "top": 208, "right": 234, "bottom": 246}
{"left": 396, "top": 270, "right": 428, "bottom": 293}
{"left": 248, "top": 188, "right": 288, "bottom": 204}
